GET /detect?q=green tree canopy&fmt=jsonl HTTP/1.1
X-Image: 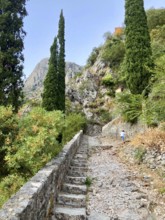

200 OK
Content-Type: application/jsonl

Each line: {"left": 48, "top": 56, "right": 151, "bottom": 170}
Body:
{"left": 146, "top": 8, "right": 165, "bottom": 31}
{"left": 42, "top": 10, "right": 65, "bottom": 112}
{"left": 101, "top": 36, "right": 125, "bottom": 69}
{"left": 42, "top": 37, "right": 59, "bottom": 111}
{"left": 57, "top": 10, "right": 65, "bottom": 112}
{"left": 0, "top": 0, "right": 27, "bottom": 112}
{"left": 124, "top": 0, "right": 153, "bottom": 94}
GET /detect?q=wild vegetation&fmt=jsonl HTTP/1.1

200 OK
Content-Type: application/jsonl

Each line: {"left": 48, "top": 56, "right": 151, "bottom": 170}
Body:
{"left": 0, "top": 7, "right": 86, "bottom": 207}
{"left": 0, "top": 106, "right": 86, "bottom": 207}
{"left": 85, "top": 6, "right": 165, "bottom": 127}
{"left": 0, "top": 0, "right": 165, "bottom": 209}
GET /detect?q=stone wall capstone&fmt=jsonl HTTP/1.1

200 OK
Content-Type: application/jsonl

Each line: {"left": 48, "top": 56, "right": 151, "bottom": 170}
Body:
{"left": 0, "top": 130, "right": 83, "bottom": 220}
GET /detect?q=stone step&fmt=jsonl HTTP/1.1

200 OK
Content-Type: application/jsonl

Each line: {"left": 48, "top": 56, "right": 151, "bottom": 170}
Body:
{"left": 71, "top": 159, "right": 87, "bottom": 166}
{"left": 71, "top": 163, "right": 88, "bottom": 168}
{"left": 72, "top": 158, "right": 87, "bottom": 164}
{"left": 68, "top": 169, "right": 87, "bottom": 177}
{"left": 57, "top": 193, "right": 86, "bottom": 207}
{"left": 65, "top": 176, "right": 86, "bottom": 185}
{"left": 76, "top": 150, "right": 88, "bottom": 154}
{"left": 55, "top": 205, "right": 86, "bottom": 220}
{"left": 63, "top": 183, "right": 87, "bottom": 195}
{"left": 74, "top": 154, "right": 88, "bottom": 160}
{"left": 70, "top": 166, "right": 88, "bottom": 172}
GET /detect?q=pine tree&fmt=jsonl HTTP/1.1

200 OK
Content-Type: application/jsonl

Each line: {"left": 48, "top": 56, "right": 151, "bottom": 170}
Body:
{"left": 0, "top": 0, "right": 27, "bottom": 112}
{"left": 124, "top": 0, "right": 153, "bottom": 94}
{"left": 42, "top": 37, "right": 59, "bottom": 111}
{"left": 57, "top": 10, "right": 65, "bottom": 112}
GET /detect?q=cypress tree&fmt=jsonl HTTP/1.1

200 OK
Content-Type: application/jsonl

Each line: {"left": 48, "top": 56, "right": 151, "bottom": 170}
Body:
{"left": 57, "top": 10, "right": 65, "bottom": 112}
{"left": 42, "top": 10, "right": 65, "bottom": 112}
{"left": 0, "top": 0, "right": 27, "bottom": 112}
{"left": 124, "top": 0, "right": 153, "bottom": 94}
{"left": 42, "top": 37, "right": 59, "bottom": 111}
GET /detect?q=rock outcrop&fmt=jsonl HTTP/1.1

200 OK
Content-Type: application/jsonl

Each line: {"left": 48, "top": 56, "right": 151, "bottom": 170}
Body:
{"left": 24, "top": 58, "right": 83, "bottom": 99}
{"left": 66, "top": 59, "right": 113, "bottom": 122}
{"left": 24, "top": 57, "right": 114, "bottom": 124}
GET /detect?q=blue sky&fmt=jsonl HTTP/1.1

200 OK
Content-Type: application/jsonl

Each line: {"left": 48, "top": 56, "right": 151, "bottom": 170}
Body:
{"left": 23, "top": 0, "right": 164, "bottom": 78}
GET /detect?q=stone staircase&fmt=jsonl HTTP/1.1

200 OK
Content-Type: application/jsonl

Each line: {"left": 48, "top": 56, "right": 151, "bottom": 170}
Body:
{"left": 51, "top": 136, "right": 88, "bottom": 220}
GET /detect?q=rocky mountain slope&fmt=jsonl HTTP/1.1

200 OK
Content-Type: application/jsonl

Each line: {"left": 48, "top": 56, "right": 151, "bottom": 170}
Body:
{"left": 24, "top": 57, "right": 115, "bottom": 124}
{"left": 24, "top": 58, "right": 83, "bottom": 99}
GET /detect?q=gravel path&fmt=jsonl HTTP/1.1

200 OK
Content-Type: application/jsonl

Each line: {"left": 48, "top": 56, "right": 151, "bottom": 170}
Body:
{"left": 87, "top": 136, "right": 165, "bottom": 220}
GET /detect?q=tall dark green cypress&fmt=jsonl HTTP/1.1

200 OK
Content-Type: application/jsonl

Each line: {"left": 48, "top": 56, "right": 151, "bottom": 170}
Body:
{"left": 42, "top": 10, "right": 65, "bottom": 112}
{"left": 124, "top": 0, "right": 153, "bottom": 94}
{"left": 42, "top": 37, "right": 59, "bottom": 111}
{"left": 0, "top": 0, "right": 27, "bottom": 112}
{"left": 58, "top": 10, "right": 65, "bottom": 112}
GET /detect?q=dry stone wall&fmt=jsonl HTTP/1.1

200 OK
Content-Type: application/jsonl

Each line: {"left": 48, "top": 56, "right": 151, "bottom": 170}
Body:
{"left": 0, "top": 131, "right": 83, "bottom": 220}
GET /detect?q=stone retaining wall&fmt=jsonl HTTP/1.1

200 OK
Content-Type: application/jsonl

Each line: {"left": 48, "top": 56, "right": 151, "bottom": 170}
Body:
{"left": 102, "top": 117, "right": 147, "bottom": 139}
{"left": 0, "top": 130, "right": 83, "bottom": 220}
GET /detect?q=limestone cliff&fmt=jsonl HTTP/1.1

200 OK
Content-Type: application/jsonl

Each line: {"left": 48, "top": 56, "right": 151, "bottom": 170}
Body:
{"left": 24, "top": 58, "right": 83, "bottom": 99}
{"left": 24, "top": 57, "right": 114, "bottom": 124}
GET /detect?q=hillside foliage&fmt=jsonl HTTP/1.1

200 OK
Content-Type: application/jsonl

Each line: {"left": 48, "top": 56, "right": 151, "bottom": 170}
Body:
{"left": 0, "top": 106, "right": 86, "bottom": 207}
{"left": 0, "top": 2, "right": 165, "bottom": 210}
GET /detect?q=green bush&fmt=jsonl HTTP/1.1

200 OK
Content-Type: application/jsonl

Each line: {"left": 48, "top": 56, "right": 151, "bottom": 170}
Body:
{"left": 116, "top": 92, "right": 143, "bottom": 123}
{"left": 0, "top": 106, "right": 19, "bottom": 176}
{"left": 73, "top": 72, "right": 83, "bottom": 79}
{"left": 101, "top": 37, "right": 125, "bottom": 69}
{"left": 0, "top": 174, "right": 25, "bottom": 207}
{"left": 101, "top": 74, "right": 114, "bottom": 87}
{"left": 85, "top": 176, "right": 92, "bottom": 187}
{"left": 63, "top": 113, "right": 86, "bottom": 143}
{"left": 86, "top": 47, "right": 101, "bottom": 67}
{"left": 5, "top": 108, "right": 65, "bottom": 177}
{"left": 142, "top": 55, "right": 165, "bottom": 126}
{"left": 99, "top": 109, "right": 112, "bottom": 124}
{"left": 0, "top": 107, "right": 87, "bottom": 207}
{"left": 134, "top": 147, "right": 146, "bottom": 163}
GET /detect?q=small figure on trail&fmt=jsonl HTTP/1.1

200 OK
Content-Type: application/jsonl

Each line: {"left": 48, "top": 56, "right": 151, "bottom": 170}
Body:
{"left": 120, "top": 130, "right": 125, "bottom": 142}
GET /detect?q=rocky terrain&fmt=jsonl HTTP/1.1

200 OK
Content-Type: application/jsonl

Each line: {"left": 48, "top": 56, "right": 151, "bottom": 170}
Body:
{"left": 24, "top": 58, "right": 83, "bottom": 100}
{"left": 24, "top": 57, "right": 114, "bottom": 124}
{"left": 87, "top": 136, "right": 165, "bottom": 220}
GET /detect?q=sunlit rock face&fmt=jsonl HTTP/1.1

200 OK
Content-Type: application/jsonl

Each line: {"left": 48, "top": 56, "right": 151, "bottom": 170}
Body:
{"left": 24, "top": 58, "right": 83, "bottom": 99}
{"left": 24, "top": 57, "right": 114, "bottom": 124}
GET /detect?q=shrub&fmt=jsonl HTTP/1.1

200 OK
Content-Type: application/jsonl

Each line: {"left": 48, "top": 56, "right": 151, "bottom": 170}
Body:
{"left": 86, "top": 47, "right": 101, "bottom": 67}
{"left": 0, "top": 107, "right": 87, "bottom": 207}
{"left": 85, "top": 176, "right": 92, "bottom": 187}
{"left": 99, "top": 109, "right": 112, "bottom": 124}
{"left": 63, "top": 113, "right": 87, "bottom": 143}
{"left": 101, "top": 74, "right": 114, "bottom": 87}
{"left": 131, "top": 128, "right": 165, "bottom": 151}
{"left": 116, "top": 92, "right": 143, "bottom": 123}
{"left": 0, "top": 174, "right": 26, "bottom": 207}
{"left": 159, "top": 187, "right": 165, "bottom": 195}
{"left": 73, "top": 72, "right": 82, "bottom": 79}
{"left": 0, "top": 106, "right": 19, "bottom": 175}
{"left": 101, "top": 37, "right": 125, "bottom": 69}
{"left": 142, "top": 55, "right": 165, "bottom": 126}
{"left": 5, "top": 108, "right": 65, "bottom": 177}
{"left": 134, "top": 147, "right": 146, "bottom": 163}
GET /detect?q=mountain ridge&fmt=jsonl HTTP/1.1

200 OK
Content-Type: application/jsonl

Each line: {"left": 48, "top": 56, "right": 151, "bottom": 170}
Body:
{"left": 23, "top": 58, "right": 83, "bottom": 99}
